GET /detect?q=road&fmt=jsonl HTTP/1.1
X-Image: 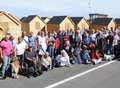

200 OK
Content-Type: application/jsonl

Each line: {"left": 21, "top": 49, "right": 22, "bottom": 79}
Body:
{"left": 0, "top": 61, "right": 120, "bottom": 88}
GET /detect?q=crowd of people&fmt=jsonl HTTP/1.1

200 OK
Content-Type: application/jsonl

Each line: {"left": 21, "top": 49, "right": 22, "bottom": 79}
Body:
{"left": 0, "top": 27, "right": 120, "bottom": 79}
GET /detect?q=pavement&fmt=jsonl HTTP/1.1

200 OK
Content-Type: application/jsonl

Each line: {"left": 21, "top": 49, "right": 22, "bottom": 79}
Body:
{"left": 0, "top": 61, "right": 120, "bottom": 88}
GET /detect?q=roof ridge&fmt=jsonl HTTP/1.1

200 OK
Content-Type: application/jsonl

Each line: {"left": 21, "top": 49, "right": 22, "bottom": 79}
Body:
{"left": 48, "top": 16, "right": 67, "bottom": 24}
{"left": 0, "top": 11, "right": 21, "bottom": 25}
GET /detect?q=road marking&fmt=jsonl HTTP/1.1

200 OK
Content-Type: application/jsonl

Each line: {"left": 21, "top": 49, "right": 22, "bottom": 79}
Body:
{"left": 45, "top": 60, "right": 116, "bottom": 88}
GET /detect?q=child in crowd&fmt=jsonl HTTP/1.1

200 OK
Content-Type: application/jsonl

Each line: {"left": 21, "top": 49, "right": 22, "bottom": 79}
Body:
{"left": 90, "top": 49, "right": 102, "bottom": 65}
{"left": 81, "top": 45, "right": 91, "bottom": 64}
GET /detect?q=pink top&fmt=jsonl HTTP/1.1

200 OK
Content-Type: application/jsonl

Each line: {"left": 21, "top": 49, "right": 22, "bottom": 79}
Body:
{"left": 0, "top": 40, "right": 12, "bottom": 56}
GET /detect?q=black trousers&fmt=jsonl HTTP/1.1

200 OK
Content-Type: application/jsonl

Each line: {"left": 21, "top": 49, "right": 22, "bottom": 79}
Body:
{"left": 40, "top": 65, "right": 49, "bottom": 74}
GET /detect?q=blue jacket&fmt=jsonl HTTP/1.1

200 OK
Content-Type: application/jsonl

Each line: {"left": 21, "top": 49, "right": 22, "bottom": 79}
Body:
{"left": 28, "top": 36, "right": 36, "bottom": 49}
{"left": 83, "top": 36, "right": 91, "bottom": 45}
{"left": 82, "top": 50, "right": 90, "bottom": 60}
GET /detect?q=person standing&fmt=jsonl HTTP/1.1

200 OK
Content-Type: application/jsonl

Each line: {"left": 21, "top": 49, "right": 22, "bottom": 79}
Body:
{"left": 21, "top": 31, "right": 29, "bottom": 48}
{"left": 104, "top": 32, "right": 114, "bottom": 55}
{"left": 47, "top": 33, "right": 55, "bottom": 69}
{"left": 57, "top": 30, "right": 64, "bottom": 50}
{"left": 74, "top": 30, "right": 82, "bottom": 47}
{"left": 15, "top": 37, "right": 27, "bottom": 65}
{"left": 28, "top": 32, "right": 37, "bottom": 51}
{"left": 54, "top": 35, "right": 60, "bottom": 57}
{"left": 0, "top": 33, "right": 13, "bottom": 79}
{"left": 37, "top": 31, "right": 47, "bottom": 55}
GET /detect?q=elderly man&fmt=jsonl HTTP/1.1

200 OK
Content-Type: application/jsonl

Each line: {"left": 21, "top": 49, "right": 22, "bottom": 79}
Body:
{"left": 24, "top": 45, "right": 38, "bottom": 78}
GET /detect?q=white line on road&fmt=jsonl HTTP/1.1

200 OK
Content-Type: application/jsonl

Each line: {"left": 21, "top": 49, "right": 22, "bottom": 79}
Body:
{"left": 45, "top": 60, "right": 116, "bottom": 88}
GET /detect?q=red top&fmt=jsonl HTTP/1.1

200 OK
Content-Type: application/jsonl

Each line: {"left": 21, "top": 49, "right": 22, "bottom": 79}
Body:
{"left": 90, "top": 52, "right": 100, "bottom": 60}
{"left": 55, "top": 38, "right": 60, "bottom": 49}
{"left": 89, "top": 43, "right": 95, "bottom": 50}
{"left": 63, "top": 35, "right": 69, "bottom": 42}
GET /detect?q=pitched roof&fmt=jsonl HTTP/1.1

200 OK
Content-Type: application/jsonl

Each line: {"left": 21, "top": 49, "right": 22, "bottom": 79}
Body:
{"left": 41, "top": 17, "right": 47, "bottom": 20}
{"left": 89, "top": 13, "right": 108, "bottom": 16}
{"left": 71, "top": 17, "right": 83, "bottom": 24}
{"left": 48, "top": 16, "right": 67, "bottom": 24}
{"left": 115, "top": 18, "right": 120, "bottom": 24}
{"left": 92, "top": 18, "right": 113, "bottom": 25}
{"left": 20, "top": 15, "right": 39, "bottom": 23}
{"left": 0, "top": 11, "right": 21, "bottom": 25}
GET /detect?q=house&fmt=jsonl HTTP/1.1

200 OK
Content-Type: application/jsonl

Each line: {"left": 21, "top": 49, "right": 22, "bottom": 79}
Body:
{"left": 90, "top": 18, "right": 116, "bottom": 31}
{"left": 41, "top": 17, "right": 51, "bottom": 23}
{"left": 0, "top": 11, "right": 21, "bottom": 40}
{"left": 89, "top": 13, "right": 108, "bottom": 21}
{"left": 71, "top": 17, "right": 89, "bottom": 31}
{"left": 21, "top": 15, "right": 46, "bottom": 35}
{"left": 115, "top": 18, "right": 120, "bottom": 28}
{"left": 47, "top": 16, "right": 75, "bottom": 33}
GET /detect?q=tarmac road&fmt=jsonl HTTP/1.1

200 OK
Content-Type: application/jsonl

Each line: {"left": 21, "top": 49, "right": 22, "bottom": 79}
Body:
{"left": 0, "top": 61, "right": 119, "bottom": 88}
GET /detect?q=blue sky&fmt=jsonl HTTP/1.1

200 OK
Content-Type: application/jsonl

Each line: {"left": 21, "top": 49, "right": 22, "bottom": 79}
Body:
{"left": 0, "top": 0, "right": 120, "bottom": 18}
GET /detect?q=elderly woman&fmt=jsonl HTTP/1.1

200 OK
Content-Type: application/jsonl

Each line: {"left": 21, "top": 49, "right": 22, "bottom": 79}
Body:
{"left": 55, "top": 50, "right": 71, "bottom": 67}
{"left": 41, "top": 52, "right": 52, "bottom": 74}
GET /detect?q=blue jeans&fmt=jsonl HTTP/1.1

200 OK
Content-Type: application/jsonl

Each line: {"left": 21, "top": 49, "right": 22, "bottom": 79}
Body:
{"left": 47, "top": 46, "right": 55, "bottom": 68}
{"left": 2, "top": 56, "right": 11, "bottom": 77}
{"left": 105, "top": 45, "right": 113, "bottom": 55}
{"left": 82, "top": 59, "right": 88, "bottom": 64}
{"left": 47, "top": 46, "right": 54, "bottom": 58}
{"left": 75, "top": 55, "right": 81, "bottom": 64}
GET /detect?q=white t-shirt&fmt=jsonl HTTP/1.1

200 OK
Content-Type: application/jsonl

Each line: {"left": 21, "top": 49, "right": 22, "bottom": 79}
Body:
{"left": 91, "top": 33, "right": 97, "bottom": 41}
{"left": 113, "top": 35, "right": 120, "bottom": 45}
{"left": 16, "top": 42, "right": 26, "bottom": 55}
{"left": 56, "top": 55, "right": 71, "bottom": 66}
{"left": 42, "top": 57, "right": 52, "bottom": 67}
{"left": 24, "top": 36, "right": 29, "bottom": 42}
{"left": 37, "top": 36, "right": 47, "bottom": 52}
{"left": 22, "top": 36, "right": 29, "bottom": 46}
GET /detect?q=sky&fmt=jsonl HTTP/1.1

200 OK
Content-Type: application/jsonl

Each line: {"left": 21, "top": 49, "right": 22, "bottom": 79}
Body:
{"left": 0, "top": 0, "right": 120, "bottom": 18}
